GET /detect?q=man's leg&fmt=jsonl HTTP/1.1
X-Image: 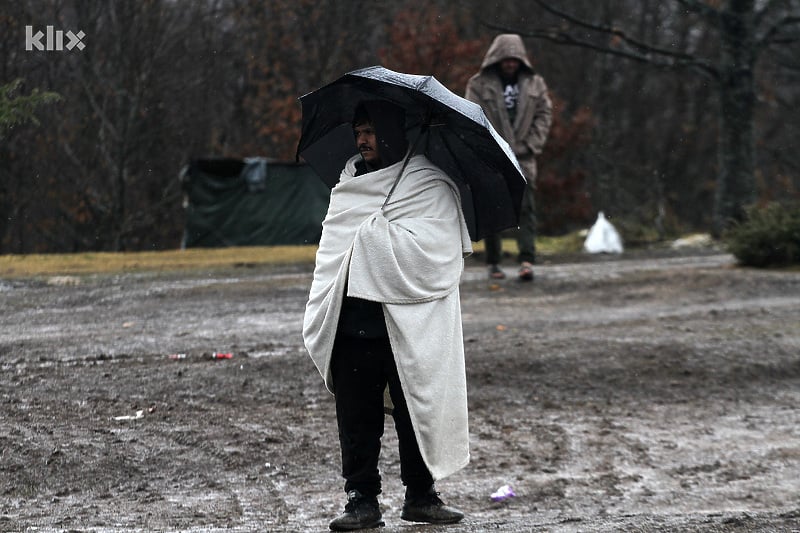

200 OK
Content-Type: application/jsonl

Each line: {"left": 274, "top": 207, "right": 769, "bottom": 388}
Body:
{"left": 331, "top": 335, "right": 387, "bottom": 498}
{"left": 484, "top": 233, "right": 506, "bottom": 279}
{"left": 384, "top": 352, "right": 464, "bottom": 525}
{"left": 516, "top": 186, "right": 537, "bottom": 265}
{"left": 384, "top": 354, "right": 433, "bottom": 493}
{"left": 484, "top": 232, "right": 503, "bottom": 265}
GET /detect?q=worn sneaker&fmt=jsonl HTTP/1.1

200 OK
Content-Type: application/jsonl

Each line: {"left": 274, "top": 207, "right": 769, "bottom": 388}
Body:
{"left": 400, "top": 486, "right": 464, "bottom": 524}
{"left": 518, "top": 262, "right": 534, "bottom": 281}
{"left": 488, "top": 264, "right": 506, "bottom": 280}
{"left": 329, "top": 490, "right": 384, "bottom": 531}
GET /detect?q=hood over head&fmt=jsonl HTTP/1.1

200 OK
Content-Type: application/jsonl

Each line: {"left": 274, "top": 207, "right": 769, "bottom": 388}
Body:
{"left": 480, "top": 34, "right": 533, "bottom": 72}
{"left": 352, "top": 100, "right": 409, "bottom": 168}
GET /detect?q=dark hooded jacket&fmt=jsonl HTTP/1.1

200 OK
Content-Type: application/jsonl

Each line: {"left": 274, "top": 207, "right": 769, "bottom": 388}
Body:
{"left": 465, "top": 34, "right": 552, "bottom": 183}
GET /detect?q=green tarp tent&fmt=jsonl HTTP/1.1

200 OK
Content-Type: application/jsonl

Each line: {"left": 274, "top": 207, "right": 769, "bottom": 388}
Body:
{"left": 181, "top": 157, "right": 331, "bottom": 248}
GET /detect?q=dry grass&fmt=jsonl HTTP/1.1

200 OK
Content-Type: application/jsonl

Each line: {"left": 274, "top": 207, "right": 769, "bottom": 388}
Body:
{"left": 0, "top": 234, "right": 586, "bottom": 278}
{"left": 0, "top": 246, "right": 319, "bottom": 278}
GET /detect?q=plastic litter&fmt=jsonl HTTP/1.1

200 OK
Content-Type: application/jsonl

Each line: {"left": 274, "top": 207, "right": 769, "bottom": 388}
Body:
{"left": 584, "top": 211, "right": 623, "bottom": 254}
{"left": 212, "top": 352, "right": 233, "bottom": 359}
{"left": 490, "top": 484, "right": 515, "bottom": 502}
{"left": 113, "top": 410, "right": 144, "bottom": 421}
{"left": 168, "top": 353, "right": 186, "bottom": 360}
{"left": 671, "top": 233, "right": 712, "bottom": 249}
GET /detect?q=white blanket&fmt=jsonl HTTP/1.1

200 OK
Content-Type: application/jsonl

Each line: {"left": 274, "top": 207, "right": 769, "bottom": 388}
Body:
{"left": 303, "top": 153, "right": 472, "bottom": 480}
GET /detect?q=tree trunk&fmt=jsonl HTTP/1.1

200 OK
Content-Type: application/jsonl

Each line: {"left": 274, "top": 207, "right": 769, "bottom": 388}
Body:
{"left": 713, "top": 0, "right": 758, "bottom": 236}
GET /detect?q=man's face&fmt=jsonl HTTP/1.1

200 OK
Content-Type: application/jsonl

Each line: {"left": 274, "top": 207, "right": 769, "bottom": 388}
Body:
{"left": 500, "top": 58, "right": 521, "bottom": 78}
{"left": 354, "top": 121, "right": 380, "bottom": 165}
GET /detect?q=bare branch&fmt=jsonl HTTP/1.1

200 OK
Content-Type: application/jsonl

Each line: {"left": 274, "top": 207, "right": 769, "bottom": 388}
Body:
{"left": 771, "top": 47, "right": 800, "bottom": 69}
{"left": 769, "top": 34, "right": 800, "bottom": 44}
{"left": 759, "top": 15, "right": 800, "bottom": 46}
{"left": 78, "top": 73, "right": 120, "bottom": 144}
{"left": 530, "top": 0, "right": 611, "bottom": 34}
{"left": 530, "top": 1, "right": 690, "bottom": 60}
{"left": 521, "top": 1, "right": 721, "bottom": 77}
{"left": 755, "top": 0, "right": 784, "bottom": 27}
{"left": 483, "top": 19, "right": 719, "bottom": 79}
{"left": 674, "top": 0, "right": 721, "bottom": 21}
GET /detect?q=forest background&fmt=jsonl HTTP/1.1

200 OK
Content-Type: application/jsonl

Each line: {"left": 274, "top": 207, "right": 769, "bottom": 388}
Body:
{"left": 2, "top": 0, "right": 798, "bottom": 253}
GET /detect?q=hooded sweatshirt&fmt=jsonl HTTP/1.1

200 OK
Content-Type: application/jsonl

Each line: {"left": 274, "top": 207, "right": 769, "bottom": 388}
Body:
{"left": 465, "top": 34, "right": 552, "bottom": 181}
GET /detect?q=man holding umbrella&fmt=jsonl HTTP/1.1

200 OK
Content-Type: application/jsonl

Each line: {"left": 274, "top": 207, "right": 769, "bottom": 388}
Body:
{"left": 300, "top": 66, "right": 525, "bottom": 530}
{"left": 303, "top": 99, "right": 471, "bottom": 530}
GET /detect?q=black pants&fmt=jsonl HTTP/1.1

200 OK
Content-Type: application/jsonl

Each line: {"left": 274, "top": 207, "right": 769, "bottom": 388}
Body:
{"left": 331, "top": 334, "right": 433, "bottom": 497}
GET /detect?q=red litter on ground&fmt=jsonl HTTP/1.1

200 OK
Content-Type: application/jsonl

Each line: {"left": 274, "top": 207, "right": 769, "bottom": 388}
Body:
{"left": 212, "top": 352, "right": 233, "bottom": 359}
{"left": 168, "top": 353, "right": 186, "bottom": 360}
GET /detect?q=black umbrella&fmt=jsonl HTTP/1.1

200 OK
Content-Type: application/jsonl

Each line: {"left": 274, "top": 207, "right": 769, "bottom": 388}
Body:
{"left": 296, "top": 65, "right": 526, "bottom": 242}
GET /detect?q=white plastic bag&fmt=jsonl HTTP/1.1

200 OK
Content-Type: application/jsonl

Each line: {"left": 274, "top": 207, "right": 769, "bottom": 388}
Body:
{"left": 584, "top": 212, "right": 623, "bottom": 254}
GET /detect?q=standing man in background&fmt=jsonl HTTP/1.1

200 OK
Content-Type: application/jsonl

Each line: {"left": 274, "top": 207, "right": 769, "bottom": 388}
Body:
{"left": 466, "top": 34, "right": 552, "bottom": 282}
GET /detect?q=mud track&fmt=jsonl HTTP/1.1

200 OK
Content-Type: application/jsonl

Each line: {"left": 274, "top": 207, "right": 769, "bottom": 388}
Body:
{"left": 1, "top": 251, "right": 799, "bottom": 532}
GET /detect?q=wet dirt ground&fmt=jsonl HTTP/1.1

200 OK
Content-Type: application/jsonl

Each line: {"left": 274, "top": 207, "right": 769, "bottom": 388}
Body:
{"left": 1, "top": 249, "right": 799, "bottom": 532}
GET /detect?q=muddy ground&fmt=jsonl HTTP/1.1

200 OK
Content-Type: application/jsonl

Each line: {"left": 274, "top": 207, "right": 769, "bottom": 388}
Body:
{"left": 1, "top": 249, "right": 799, "bottom": 532}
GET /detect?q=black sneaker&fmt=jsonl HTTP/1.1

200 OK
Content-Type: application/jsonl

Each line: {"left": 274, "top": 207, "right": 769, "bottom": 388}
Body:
{"left": 329, "top": 490, "right": 384, "bottom": 531}
{"left": 400, "top": 486, "right": 464, "bottom": 524}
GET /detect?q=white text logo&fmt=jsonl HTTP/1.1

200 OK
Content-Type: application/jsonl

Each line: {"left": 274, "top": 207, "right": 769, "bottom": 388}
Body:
{"left": 25, "top": 25, "right": 85, "bottom": 51}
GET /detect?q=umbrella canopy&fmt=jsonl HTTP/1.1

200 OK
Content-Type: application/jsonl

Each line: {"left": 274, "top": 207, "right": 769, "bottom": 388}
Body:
{"left": 296, "top": 66, "right": 526, "bottom": 242}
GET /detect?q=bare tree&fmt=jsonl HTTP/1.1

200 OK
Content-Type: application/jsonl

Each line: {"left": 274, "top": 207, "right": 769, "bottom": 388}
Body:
{"left": 4, "top": 1, "right": 794, "bottom": 252}
{"left": 489, "top": 0, "right": 800, "bottom": 235}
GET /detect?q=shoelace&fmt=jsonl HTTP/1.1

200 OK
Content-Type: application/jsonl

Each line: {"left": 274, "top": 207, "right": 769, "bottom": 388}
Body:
{"left": 427, "top": 491, "right": 444, "bottom": 506}
{"left": 344, "top": 492, "right": 376, "bottom": 512}
{"left": 408, "top": 490, "right": 444, "bottom": 507}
